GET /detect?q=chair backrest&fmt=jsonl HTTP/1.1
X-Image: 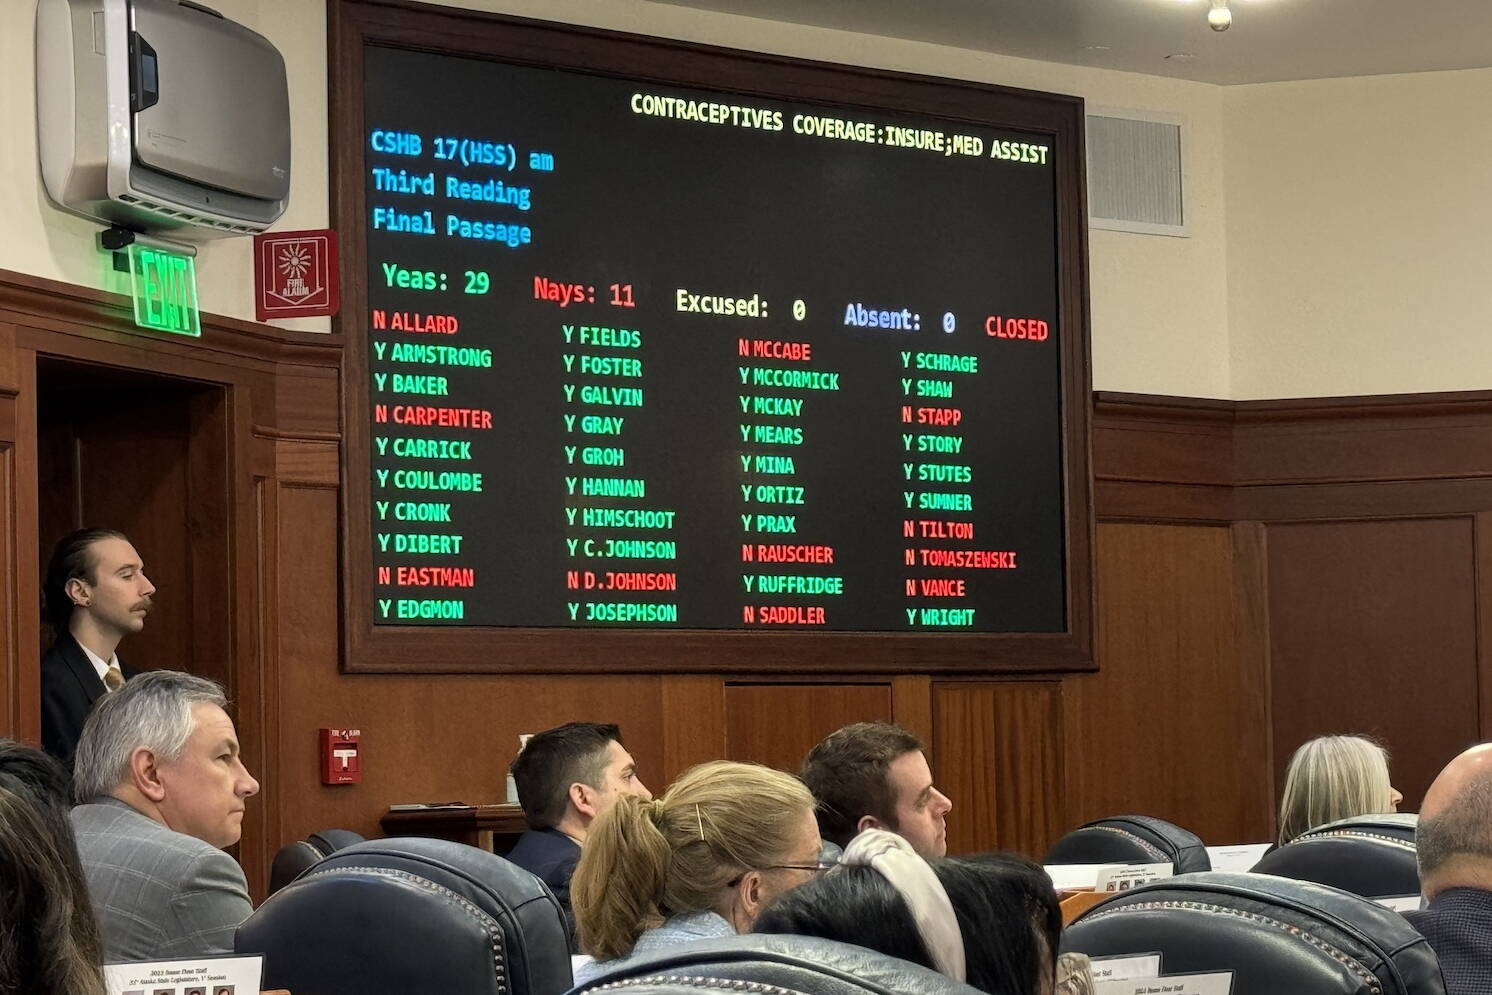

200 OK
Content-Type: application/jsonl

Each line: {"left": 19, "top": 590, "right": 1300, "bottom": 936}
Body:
{"left": 267, "top": 828, "right": 366, "bottom": 896}
{"left": 1044, "top": 815, "right": 1211, "bottom": 874}
{"left": 1063, "top": 871, "right": 1444, "bottom": 995}
{"left": 238, "top": 836, "right": 571, "bottom": 995}
{"left": 268, "top": 840, "right": 321, "bottom": 896}
{"left": 573, "top": 933, "right": 981, "bottom": 995}
{"left": 1254, "top": 813, "right": 1419, "bottom": 898}
{"left": 309, "top": 828, "right": 366, "bottom": 853}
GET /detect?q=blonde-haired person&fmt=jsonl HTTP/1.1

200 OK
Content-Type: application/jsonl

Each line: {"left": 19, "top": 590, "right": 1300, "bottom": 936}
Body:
{"left": 1278, "top": 735, "right": 1404, "bottom": 846}
{"left": 571, "top": 760, "right": 823, "bottom": 984}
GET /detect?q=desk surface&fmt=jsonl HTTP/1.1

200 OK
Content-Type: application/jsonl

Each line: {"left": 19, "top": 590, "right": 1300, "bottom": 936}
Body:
{"left": 380, "top": 804, "right": 530, "bottom": 854}
{"left": 382, "top": 803, "right": 529, "bottom": 830}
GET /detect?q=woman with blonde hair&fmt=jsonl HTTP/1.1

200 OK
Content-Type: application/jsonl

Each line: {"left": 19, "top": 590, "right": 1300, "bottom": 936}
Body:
{"left": 1277, "top": 734, "right": 1404, "bottom": 846}
{"left": 571, "top": 760, "right": 822, "bottom": 983}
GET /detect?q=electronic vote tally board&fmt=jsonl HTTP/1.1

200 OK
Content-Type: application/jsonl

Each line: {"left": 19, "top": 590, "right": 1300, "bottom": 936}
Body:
{"left": 359, "top": 42, "right": 1068, "bottom": 634}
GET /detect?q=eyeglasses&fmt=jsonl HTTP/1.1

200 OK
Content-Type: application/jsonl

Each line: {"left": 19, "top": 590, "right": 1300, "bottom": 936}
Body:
{"left": 728, "top": 859, "right": 837, "bottom": 887}
{"left": 761, "top": 859, "right": 838, "bottom": 875}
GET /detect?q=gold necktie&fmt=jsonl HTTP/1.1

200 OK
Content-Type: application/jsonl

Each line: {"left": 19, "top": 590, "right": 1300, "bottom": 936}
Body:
{"left": 103, "top": 665, "right": 125, "bottom": 691}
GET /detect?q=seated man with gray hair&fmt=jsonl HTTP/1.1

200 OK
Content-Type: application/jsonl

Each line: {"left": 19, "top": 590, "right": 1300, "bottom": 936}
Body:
{"left": 71, "top": 670, "right": 260, "bottom": 961}
{"left": 1406, "top": 742, "right": 1492, "bottom": 995}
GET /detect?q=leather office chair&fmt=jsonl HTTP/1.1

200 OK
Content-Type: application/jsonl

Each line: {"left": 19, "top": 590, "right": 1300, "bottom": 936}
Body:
{"left": 268, "top": 828, "right": 366, "bottom": 895}
{"left": 1253, "top": 813, "right": 1419, "bottom": 898}
{"left": 1044, "top": 815, "right": 1211, "bottom": 874}
{"left": 1063, "top": 871, "right": 1444, "bottom": 995}
{"left": 238, "top": 837, "right": 571, "bottom": 995}
{"left": 573, "top": 933, "right": 981, "bottom": 995}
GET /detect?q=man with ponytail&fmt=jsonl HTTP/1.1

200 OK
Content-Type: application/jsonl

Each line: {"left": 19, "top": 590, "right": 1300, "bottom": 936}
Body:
{"left": 570, "top": 761, "right": 824, "bottom": 983}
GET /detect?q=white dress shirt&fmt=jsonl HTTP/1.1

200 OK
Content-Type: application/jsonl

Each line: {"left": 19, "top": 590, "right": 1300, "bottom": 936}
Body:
{"left": 78, "top": 642, "right": 120, "bottom": 684}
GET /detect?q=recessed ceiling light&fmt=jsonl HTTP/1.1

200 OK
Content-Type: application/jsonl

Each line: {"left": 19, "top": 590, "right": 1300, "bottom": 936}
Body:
{"left": 1083, "top": 44, "right": 1112, "bottom": 52}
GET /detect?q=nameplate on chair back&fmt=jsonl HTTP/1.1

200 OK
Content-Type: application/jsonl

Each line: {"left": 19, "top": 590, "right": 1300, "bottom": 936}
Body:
{"left": 1089, "top": 952, "right": 1162, "bottom": 981}
{"left": 103, "top": 953, "right": 263, "bottom": 995}
{"left": 1047, "top": 863, "right": 1130, "bottom": 890}
{"left": 1376, "top": 895, "right": 1422, "bottom": 912}
{"left": 1094, "top": 971, "right": 1234, "bottom": 995}
{"left": 1096, "top": 863, "right": 1173, "bottom": 892}
{"left": 1204, "top": 844, "right": 1272, "bottom": 873}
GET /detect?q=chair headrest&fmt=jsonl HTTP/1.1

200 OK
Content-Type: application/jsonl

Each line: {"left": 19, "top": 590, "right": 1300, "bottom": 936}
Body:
{"left": 267, "top": 840, "right": 322, "bottom": 896}
{"left": 1254, "top": 815, "right": 1418, "bottom": 898}
{"left": 574, "top": 933, "right": 981, "bottom": 995}
{"left": 238, "top": 837, "right": 572, "bottom": 995}
{"left": 1301, "top": 813, "right": 1418, "bottom": 841}
{"left": 1063, "top": 871, "right": 1444, "bottom": 995}
{"left": 307, "top": 827, "right": 365, "bottom": 855}
{"left": 1044, "top": 815, "right": 1211, "bottom": 874}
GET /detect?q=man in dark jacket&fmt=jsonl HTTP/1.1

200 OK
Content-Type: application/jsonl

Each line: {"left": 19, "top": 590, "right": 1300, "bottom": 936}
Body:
{"left": 506, "top": 722, "right": 650, "bottom": 942}
{"left": 1406, "top": 743, "right": 1492, "bottom": 995}
{"left": 41, "top": 529, "right": 155, "bottom": 765}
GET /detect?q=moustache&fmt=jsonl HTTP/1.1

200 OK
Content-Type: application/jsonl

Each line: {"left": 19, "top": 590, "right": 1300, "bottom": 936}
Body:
{"left": 131, "top": 598, "right": 153, "bottom": 613}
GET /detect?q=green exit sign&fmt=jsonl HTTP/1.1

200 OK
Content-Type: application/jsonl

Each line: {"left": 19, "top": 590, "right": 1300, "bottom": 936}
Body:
{"left": 127, "top": 244, "right": 201, "bottom": 336}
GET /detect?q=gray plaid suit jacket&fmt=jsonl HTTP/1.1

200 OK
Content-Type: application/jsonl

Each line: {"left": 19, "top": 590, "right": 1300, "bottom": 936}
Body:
{"left": 71, "top": 796, "right": 253, "bottom": 961}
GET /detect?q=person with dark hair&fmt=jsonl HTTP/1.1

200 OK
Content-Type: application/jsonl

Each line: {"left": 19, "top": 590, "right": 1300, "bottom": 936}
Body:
{"left": 801, "top": 722, "right": 952, "bottom": 857}
{"left": 0, "top": 739, "right": 107, "bottom": 995}
{"left": 40, "top": 528, "right": 155, "bottom": 765}
{"left": 1405, "top": 743, "right": 1492, "bottom": 995}
{"left": 756, "top": 830, "right": 1085, "bottom": 995}
{"left": 72, "top": 670, "right": 259, "bottom": 961}
{"left": 507, "top": 722, "right": 650, "bottom": 933}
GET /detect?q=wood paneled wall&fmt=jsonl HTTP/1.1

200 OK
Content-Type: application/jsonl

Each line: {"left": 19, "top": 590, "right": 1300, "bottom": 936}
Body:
{"left": 1064, "top": 523, "right": 1270, "bottom": 847}
{"left": 936, "top": 681, "right": 1065, "bottom": 855}
{"left": 7, "top": 271, "right": 1492, "bottom": 901}
{"left": 1266, "top": 518, "right": 1479, "bottom": 813}
{"left": 1095, "top": 391, "right": 1492, "bottom": 844}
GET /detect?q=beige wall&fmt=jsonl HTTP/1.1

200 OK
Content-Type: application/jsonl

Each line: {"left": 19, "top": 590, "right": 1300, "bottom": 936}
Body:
{"left": 1224, "top": 69, "right": 1492, "bottom": 399}
{"left": 11, "top": 2, "right": 1491, "bottom": 399}
{"left": 1, "top": 0, "right": 330, "bottom": 332}
{"left": 3, "top": 0, "right": 1229, "bottom": 394}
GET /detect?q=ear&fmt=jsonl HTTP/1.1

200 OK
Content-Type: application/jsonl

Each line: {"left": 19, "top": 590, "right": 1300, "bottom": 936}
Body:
{"left": 64, "top": 576, "right": 91, "bottom": 607}
{"left": 570, "top": 781, "right": 599, "bottom": 820}
{"left": 856, "top": 813, "right": 887, "bottom": 835}
{"left": 129, "top": 746, "right": 167, "bottom": 803}
{"left": 736, "top": 869, "right": 766, "bottom": 922}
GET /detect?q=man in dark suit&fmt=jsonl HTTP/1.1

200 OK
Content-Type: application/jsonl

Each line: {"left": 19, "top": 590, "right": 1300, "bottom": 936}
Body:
{"left": 40, "top": 528, "right": 155, "bottom": 765}
{"left": 1405, "top": 743, "right": 1492, "bottom": 995}
{"left": 506, "top": 722, "right": 650, "bottom": 940}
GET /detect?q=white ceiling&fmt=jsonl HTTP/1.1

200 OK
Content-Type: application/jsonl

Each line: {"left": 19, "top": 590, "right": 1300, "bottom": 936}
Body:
{"left": 652, "top": 0, "right": 1492, "bottom": 85}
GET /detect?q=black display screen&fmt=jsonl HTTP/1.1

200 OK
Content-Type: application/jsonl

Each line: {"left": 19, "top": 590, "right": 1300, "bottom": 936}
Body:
{"left": 361, "top": 43, "right": 1066, "bottom": 633}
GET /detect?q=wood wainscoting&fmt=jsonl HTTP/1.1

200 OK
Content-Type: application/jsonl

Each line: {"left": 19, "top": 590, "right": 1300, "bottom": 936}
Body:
{"left": 5, "top": 267, "right": 1491, "bottom": 895}
{"left": 1093, "top": 390, "right": 1492, "bottom": 843}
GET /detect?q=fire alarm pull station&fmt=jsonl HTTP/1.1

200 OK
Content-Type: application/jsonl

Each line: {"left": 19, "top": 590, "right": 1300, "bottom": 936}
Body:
{"left": 320, "top": 728, "right": 361, "bottom": 785}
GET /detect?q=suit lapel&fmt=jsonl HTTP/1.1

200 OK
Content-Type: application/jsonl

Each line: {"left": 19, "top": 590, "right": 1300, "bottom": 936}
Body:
{"left": 59, "top": 633, "right": 108, "bottom": 706}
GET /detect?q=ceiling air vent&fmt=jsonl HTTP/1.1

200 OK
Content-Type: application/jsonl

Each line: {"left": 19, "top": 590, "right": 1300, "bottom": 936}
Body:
{"left": 1086, "top": 109, "right": 1186, "bottom": 237}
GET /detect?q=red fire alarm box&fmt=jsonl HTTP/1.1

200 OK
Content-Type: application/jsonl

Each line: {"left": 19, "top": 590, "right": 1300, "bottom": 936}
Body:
{"left": 320, "top": 728, "right": 361, "bottom": 785}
